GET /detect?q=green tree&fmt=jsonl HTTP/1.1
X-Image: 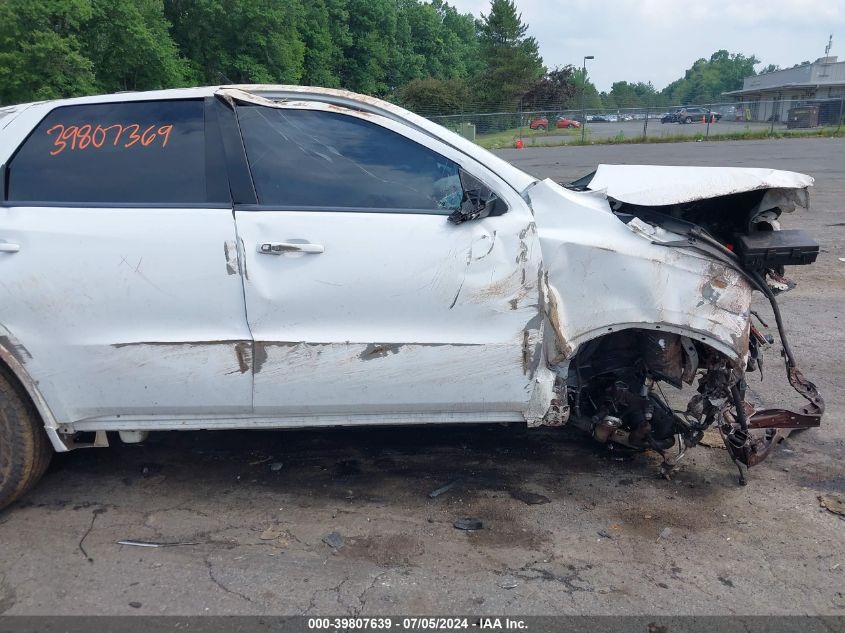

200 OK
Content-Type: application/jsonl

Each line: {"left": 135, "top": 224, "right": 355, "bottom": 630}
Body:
{"left": 476, "top": 0, "right": 544, "bottom": 109}
{"left": 165, "top": 0, "right": 305, "bottom": 84}
{"left": 85, "top": 0, "right": 191, "bottom": 92}
{"left": 397, "top": 77, "right": 469, "bottom": 114}
{"left": 435, "top": 0, "right": 482, "bottom": 80}
{"left": 300, "top": 0, "right": 350, "bottom": 87}
{"left": 520, "top": 66, "right": 577, "bottom": 110}
{"left": 661, "top": 50, "right": 759, "bottom": 104}
{"left": 572, "top": 67, "right": 601, "bottom": 110}
{"left": 0, "top": 0, "right": 97, "bottom": 104}
{"left": 340, "top": 0, "right": 396, "bottom": 94}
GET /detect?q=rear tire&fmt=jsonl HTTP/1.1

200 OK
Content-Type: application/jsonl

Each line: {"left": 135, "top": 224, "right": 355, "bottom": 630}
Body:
{"left": 0, "top": 365, "right": 52, "bottom": 510}
{"left": 536, "top": 124, "right": 546, "bottom": 131}
{"left": 684, "top": 117, "right": 692, "bottom": 124}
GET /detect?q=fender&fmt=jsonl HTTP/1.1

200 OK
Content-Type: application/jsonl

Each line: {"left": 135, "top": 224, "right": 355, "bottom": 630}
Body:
{"left": 528, "top": 179, "right": 752, "bottom": 367}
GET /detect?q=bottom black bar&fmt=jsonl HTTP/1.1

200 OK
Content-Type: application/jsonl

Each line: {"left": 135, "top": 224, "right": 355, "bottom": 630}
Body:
{"left": 1, "top": 616, "right": 843, "bottom": 633}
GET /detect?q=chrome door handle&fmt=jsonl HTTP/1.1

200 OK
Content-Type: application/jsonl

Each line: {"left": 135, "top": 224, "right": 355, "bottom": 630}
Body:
{"left": 258, "top": 242, "right": 324, "bottom": 255}
{"left": 0, "top": 243, "right": 20, "bottom": 253}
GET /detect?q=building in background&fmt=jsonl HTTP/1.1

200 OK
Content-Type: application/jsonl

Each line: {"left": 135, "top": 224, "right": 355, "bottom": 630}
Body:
{"left": 724, "top": 56, "right": 845, "bottom": 123}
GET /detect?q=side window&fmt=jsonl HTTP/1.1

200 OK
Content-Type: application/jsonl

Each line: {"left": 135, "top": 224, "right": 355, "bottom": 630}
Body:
{"left": 236, "top": 106, "right": 464, "bottom": 212}
{"left": 6, "top": 99, "right": 223, "bottom": 204}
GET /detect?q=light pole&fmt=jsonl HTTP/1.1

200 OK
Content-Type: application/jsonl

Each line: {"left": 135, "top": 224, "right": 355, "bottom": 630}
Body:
{"left": 580, "top": 55, "right": 594, "bottom": 144}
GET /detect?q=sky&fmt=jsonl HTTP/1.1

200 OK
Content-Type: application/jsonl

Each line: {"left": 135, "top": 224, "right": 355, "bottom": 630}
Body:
{"left": 448, "top": 0, "right": 845, "bottom": 91}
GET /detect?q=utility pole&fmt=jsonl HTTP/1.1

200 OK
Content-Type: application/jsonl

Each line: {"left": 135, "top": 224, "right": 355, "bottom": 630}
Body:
{"left": 580, "top": 55, "right": 594, "bottom": 144}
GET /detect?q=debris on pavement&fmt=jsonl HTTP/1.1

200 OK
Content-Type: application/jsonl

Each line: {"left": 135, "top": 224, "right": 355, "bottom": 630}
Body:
{"left": 117, "top": 540, "right": 198, "bottom": 548}
{"left": 597, "top": 529, "right": 613, "bottom": 539}
{"left": 658, "top": 527, "right": 672, "bottom": 541}
{"left": 819, "top": 494, "right": 845, "bottom": 517}
{"left": 270, "top": 461, "right": 284, "bottom": 472}
{"left": 128, "top": 602, "right": 142, "bottom": 609}
{"left": 509, "top": 489, "right": 551, "bottom": 505}
{"left": 428, "top": 479, "right": 459, "bottom": 499}
{"left": 698, "top": 428, "right": 726, "bottom": 449}
{"left": 498, "top": 576, "right": 519, "bottom": 589}
{"left": 322, "top": 531, "right": 345, "bottom": 549}
{"left": 259, "top": 527, "right": 285, "bottom": 541}
{"left": 453, "top": 517, "right": 483, "bottom": 531}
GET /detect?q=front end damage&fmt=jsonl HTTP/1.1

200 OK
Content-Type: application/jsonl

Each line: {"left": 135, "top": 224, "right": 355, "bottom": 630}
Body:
{"left": 528, "top": 167, "right": 823, "bottom": 483}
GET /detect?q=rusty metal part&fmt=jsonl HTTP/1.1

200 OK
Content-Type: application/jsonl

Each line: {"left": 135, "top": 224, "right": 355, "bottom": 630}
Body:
{"left": 720, "top": 362, "right": 824, "bottom": 467}
{"left": 747, "top": 409, "right": 821, "bottom": 429}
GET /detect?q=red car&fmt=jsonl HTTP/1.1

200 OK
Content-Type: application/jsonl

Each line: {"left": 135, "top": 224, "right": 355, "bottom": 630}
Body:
{"left": 529, "top": 116, "right": 581, "bottom": 130}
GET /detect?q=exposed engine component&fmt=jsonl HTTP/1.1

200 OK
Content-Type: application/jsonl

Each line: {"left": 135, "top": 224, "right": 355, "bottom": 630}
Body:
{"left": 561, "top": 326, "right": 823, "bottom": 485}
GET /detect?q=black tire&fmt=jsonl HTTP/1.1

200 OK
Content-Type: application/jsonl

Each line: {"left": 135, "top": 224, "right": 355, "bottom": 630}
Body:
{"left": 684, "top": 117, "right": 692, "bottom": 124}
{"left": 0, "top": 364, "right": 52, "bottom": 510}
{"left": 536, "top": 124, "right": 546, "bottom": 131}
{"left": 566, "top": 123, "right": 574, "bottom": 128}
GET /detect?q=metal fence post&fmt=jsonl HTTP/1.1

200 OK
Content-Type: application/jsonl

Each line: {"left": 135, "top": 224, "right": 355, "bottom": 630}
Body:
{"left": 770, "top": 96, "right": 777, "bottom": 135}
{"left": 705, "top": 103, "right": 711, "bottom": 140}
{"left": 643, "top": 105, "right": 649, "bottom": 139}
{"left": 838, "top": 97, "right": 844, "bottom": 135}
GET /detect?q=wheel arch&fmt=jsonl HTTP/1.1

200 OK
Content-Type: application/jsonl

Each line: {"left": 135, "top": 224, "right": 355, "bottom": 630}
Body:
{"left": 0, "top": 336, "right": 68, "bottom": 453}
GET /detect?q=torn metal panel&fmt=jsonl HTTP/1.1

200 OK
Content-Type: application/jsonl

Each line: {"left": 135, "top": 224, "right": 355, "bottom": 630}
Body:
{"left": 582, "top": 164, "right": 813, "bottom": 207}
{"left": 527, "top": 178, "right": 753, "bottom": 364}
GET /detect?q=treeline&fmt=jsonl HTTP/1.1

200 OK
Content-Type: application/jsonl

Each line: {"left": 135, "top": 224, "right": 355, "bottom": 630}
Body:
{"left": 582, "top": 51, "right": 760, "bottom": 111}
{"left": 0, "top": 0, "right": 763, "bottom": 113}
{"left": 0, "top": 0, "right": 545, "bottom": 110}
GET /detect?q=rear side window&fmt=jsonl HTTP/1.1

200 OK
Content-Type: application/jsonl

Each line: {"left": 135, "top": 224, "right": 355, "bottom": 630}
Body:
{"left": 237, "top": 106, "right": 463, "bottom": 211}
{"left": 6, "top": 100, "right": 221, "bottom": 204}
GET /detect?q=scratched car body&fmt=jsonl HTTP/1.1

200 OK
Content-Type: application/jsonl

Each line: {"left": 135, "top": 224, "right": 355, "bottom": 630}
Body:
{"left": 0, "top": 85, "right": 824, "bottom": 508}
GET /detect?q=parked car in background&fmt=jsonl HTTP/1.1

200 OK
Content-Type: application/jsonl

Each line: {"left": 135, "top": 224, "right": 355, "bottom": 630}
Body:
{"left": 529, "top": 116, "right": 581, "bottom": 130}
{"left": 554, "top": 116, "right": 580, "bottom": 128}
{"left": 528, "top": 116, "right": 550, "bottom": 130}
{"left": 0, "top": 84, "right": 824, "bottom": 508}
{"left": 661, "top": 109, "right": 682, "bottom": 123}
{"left": 676, "top": 106, "right": 722, "bottom": 124}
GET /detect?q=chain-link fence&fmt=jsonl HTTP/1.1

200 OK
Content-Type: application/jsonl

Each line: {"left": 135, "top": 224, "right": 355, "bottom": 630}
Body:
{"left": 421, "top": 97, "right": 845, "bottom": 149}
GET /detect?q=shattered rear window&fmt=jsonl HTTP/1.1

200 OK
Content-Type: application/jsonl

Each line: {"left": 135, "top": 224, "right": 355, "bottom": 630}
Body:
{"left": 237, "top": 106, "right": 463, "bottom": 212}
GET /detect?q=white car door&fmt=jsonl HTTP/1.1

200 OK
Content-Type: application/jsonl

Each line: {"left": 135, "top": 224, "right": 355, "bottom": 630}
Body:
{"left": 229, "top": 101, "right": 544, "bottom": 423}
{"left": 0, "top": 97, "right": 253, "bottom": 426}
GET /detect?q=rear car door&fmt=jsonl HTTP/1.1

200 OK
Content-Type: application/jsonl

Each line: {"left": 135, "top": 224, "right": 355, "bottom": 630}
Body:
{"left": 0, "top": 97, "right": 253, "bottom": 426}
{"left": 229, "top": 101, "right": 544, "bottom": 422}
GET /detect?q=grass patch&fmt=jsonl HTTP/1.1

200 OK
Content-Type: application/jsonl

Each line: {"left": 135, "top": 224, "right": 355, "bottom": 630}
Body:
{"left": 477, "top": 125, "right": 843, "bottom": 149}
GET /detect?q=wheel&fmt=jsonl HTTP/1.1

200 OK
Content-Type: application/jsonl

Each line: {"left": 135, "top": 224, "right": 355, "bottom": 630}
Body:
{"left": 536, "top": 124, "right": 546, "bottom": 131}
{"left": 566, "top": 123, "right": 574, "bottom": 128}
{"left": 684, "top": 117, "right": 692, "bottom": 124}
{"left": 0, "top": 365, "right": 52, "bottom": 510}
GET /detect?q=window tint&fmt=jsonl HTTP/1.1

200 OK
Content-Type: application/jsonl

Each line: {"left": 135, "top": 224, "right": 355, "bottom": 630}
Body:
{"left": 237, "top": 106, "right": 463, "bottom": 211}
{"left": 7, "top": 100, "right": 220, "bottom": 204}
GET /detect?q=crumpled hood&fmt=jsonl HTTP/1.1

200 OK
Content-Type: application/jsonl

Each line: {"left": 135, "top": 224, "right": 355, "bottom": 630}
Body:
{"left": 581, "top": 164, "right": 813, "bottom": 207}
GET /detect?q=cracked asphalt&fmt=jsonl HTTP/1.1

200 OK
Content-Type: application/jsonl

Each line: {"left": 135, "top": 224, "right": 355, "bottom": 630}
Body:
{"left": 0, "top": 138, "right": 843, "bottom": 616}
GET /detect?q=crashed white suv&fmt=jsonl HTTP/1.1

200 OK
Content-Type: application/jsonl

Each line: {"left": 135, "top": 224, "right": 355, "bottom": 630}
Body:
{"left": 0, "top": 85, "right": 823, "bottom": 508}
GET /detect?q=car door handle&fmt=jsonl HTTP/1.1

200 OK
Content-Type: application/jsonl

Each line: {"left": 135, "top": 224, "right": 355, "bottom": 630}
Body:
{"left": 0, "top": 242, "right": 20, "bottom": 253}
{"left": 258, "top": 242, "right": 324, "bottom": 255}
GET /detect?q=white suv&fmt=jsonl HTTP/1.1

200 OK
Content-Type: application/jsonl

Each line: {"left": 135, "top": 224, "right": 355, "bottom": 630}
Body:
{"left": 0, "top": 85, "right": 823, "bottom": 507}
